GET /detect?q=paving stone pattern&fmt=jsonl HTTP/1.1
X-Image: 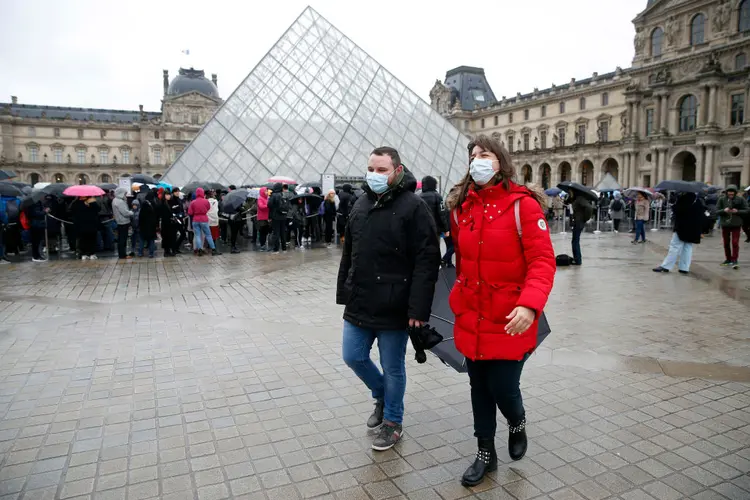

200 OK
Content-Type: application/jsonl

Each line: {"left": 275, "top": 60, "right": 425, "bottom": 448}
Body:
{"left": 0, "top": 234, "right": 748, "bottom": 499}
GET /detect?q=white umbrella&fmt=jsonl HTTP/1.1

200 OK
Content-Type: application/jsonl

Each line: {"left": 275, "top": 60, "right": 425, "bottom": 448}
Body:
{"left": 33, "top": 182, "right": 51, "bottom": 190}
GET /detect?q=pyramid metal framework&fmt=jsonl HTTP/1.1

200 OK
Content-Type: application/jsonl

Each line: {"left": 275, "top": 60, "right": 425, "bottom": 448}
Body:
{"left": 161, "top": 6, "right": 468, "bottom": 192}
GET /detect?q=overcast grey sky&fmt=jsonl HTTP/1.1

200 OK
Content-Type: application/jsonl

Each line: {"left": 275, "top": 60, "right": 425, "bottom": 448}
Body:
{"left": 0, "top": 0, "right": 643, "bottom": 111}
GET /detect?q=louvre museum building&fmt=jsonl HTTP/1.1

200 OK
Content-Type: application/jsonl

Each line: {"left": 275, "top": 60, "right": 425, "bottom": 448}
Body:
{"left": 2, "top": 0, "right": 749, "bottom": 192}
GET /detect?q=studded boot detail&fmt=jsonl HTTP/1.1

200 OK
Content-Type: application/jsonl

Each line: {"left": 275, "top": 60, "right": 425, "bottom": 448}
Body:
{"left": 508, "top": 418, "right": 527, "bottom": 461}
{"left": 461, "top": 438, "right": 497, "bottom": 487}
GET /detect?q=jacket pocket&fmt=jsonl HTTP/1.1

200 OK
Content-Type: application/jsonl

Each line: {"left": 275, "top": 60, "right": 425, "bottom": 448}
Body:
{"left": 372, "top": 274, "right": 410, "bottom": 317}
{"left": 448, "top": 278, "right": 476, "bottom": 315}
{"left": 488, "top": 284, "right": 521, "bottom": 324}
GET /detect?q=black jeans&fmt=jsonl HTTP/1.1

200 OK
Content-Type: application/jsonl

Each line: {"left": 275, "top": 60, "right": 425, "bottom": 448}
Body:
{"left": 117, "top": 224, "right": 129, "bottom": 258}
{"left": 467, "top": 358, "right": 526, "bottom": 439}
{"left": 31, "top": 227, "right": 45, "bottom": 260}
{"left": 613, "top": 219, "right": 621, "bottom": 232}
{"left": 271, "top": 219, "right": 287, "bottom": 251}
{"left": 442, "top": 235, "right": 454, "bottom": 264}
{"left": 571, "top": 221, "right": 584, "bottom": 264}
{"left": 229, "top": 219, "right": 243, "bottom": 248}
{"left": 79, "top": 232, "right": 97, "bottom": 257}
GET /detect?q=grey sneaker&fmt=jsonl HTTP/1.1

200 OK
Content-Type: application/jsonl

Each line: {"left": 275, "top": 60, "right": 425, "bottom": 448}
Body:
{"left": 367, "top": 400, "right": 384, "bottom": 429}
{"left": 372, "top": 422, "right": 402, "bottom": 451}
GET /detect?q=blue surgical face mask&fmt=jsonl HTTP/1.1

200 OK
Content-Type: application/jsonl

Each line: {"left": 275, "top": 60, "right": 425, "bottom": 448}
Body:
{"left": 366, "top": 171, "right": 390, "bottom": 194}
{"left": 470, "top": 158, "right": 497, "bottom": 185}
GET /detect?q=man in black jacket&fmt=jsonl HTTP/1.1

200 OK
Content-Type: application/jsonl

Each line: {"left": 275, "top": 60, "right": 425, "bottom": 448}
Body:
{"left": 337, "top": 146, "right": 440, "bottom": 452}
{"left": 267, "top": 183, "right": 288, "bottom": 253}
{"left": 419, "top": 175, "right": 453, "bottom": 266}
{"left": 653, "top": 193, "right": 705, "bottom": 274}
{"left": 336, "top": 184, "right": 355, "bottom": 243}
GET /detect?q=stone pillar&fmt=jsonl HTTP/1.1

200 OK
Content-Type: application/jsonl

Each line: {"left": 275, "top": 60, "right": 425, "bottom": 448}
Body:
{"left": 654, "top": 96, "right": 662, "bottom": 133}
{"left": 705, "top": 146, "right": 714, "bottom": 183}
{"left": 659, "top": 149, "right": 668, "bottom": 183}
{"left": 708, "top": 85, "right": 717, "bottom": 125}
{"left": 697, "top": 146, "right": 705, "bottom": 182}
{"left": 651, "top": 150, "right": 658, "bottom": 186}
{"left": 743, "top": 143, "right": 750, "bottom": 187}
{"left": 630, "top": 152, "right": 638, "bottom": 188}
{"left": 624, "top": 153, "right": 631, "bottom": 188}
{"left": 701, "top": 86, "right": 710, "bottom": 127}
{"left": 662, "top": 96, "right": 670, "bottom": 134}
{"left": 633, "top": 102, "right": 641, "bottom": 138}
{"left": 627, "top": 102, "right": 634, "bottom": 136}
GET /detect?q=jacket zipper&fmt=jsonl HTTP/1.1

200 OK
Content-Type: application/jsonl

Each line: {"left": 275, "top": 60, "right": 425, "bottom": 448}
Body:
{"left": 474, "top": 200, "right": 482, "bottom": 359}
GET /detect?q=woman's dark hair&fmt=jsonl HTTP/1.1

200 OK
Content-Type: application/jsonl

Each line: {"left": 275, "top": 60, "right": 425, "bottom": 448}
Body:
{"left": 447, "top": 134, "right": 516, "bottom": 211}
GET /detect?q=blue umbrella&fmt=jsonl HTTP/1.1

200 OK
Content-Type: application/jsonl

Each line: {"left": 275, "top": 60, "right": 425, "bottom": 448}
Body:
{"left": 544, "top": 187, "right": 562, "bottom": 196}
{"left": 157, "top": 181, "right": 173, "bottom": 191}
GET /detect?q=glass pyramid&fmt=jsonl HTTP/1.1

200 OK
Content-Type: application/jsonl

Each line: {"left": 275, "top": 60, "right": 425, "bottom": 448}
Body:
{"left": 162, "top": 6, "right": 468, "bottom": 193}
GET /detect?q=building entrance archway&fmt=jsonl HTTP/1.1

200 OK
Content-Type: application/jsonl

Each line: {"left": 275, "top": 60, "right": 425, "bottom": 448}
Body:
{"left": 602, "top": 157, "right": 619, "bottom": 181}
{"left": 579, "top": 159, "right": 594, "bottom": 186}
{"left": 671, "top": 151, "right": 697, "bottom": 181}
{"left": 559, "top": 161, "right": 571, "bottom": 183}
{"left": 539, "top": 163, "right": 551, "bottom": 189}
{"left": 521, "top": 165, "right": 532, "bottom": 184}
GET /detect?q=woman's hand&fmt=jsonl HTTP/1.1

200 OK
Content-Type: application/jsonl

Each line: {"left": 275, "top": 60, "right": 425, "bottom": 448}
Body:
{"left": 505, "top": 306, "right": 535, "bottom": 335}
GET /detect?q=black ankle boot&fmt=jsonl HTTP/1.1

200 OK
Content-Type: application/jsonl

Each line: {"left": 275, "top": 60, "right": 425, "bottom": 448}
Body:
{"left": 508, "top": 418, "right": 527, "bottom": 461}
{"left": 461, "top": 438, "right": 497, "bottom": 487}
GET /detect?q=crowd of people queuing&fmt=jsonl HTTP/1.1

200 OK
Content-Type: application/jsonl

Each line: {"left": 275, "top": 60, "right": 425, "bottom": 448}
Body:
{"left": 0, "top": 180, "right": 368, "bottom": 264}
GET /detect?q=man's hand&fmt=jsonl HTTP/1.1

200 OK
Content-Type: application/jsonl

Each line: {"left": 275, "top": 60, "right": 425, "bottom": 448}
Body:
{"left": 409, "top": 319, "right": 424, "bottom": 328}
{"left": 725, "top": 208, "right": 731, "bottom": 213}
{"left": 505, "top": 306, "right": 535, "bottom": 335}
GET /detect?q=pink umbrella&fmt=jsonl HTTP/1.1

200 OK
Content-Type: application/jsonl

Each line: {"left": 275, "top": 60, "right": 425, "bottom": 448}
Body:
{"left": 269, "top": 176, "right": 297, "bottom": 185}
{"left": 63, "top": 185, "right": 105, "bottom": 197}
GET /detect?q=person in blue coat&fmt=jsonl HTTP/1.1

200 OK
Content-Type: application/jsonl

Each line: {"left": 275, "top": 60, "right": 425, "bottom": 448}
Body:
{"left": 26, "top": 200, "right": 48, "bottom": 262}
{"left": 0, "top": 197, "right": 9, "bottom": 264}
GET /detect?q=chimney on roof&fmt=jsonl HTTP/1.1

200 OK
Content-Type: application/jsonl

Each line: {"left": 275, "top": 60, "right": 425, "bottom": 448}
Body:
{"left": 11, "top": 96, "right": 17, "bottom": 104}
{"left": 163, "top": 70, "right": 169, "bottom": 96}
{"left": 211, "top": 73, "right": 218, "bottom": 88}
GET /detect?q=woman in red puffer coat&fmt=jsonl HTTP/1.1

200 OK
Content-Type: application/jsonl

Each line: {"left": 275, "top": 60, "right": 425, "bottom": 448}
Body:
{"left": 446, "top": 134, "right": 555, "bottom": 487}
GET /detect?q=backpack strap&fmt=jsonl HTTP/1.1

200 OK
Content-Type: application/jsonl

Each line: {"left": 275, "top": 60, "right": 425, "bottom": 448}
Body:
{"left": 514, "top": 199, "right": 522, "bottom": 238}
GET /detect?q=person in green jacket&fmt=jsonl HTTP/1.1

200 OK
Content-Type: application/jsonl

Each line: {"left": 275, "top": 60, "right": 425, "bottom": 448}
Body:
{"left": 716, "top": 185, "right": 749, "bottom": 269}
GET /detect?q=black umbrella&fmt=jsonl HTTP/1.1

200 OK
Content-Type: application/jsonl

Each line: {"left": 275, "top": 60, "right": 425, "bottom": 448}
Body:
{"left": 427, "top": 266, "right": 467, "bottom": 373}
{"left": 131, "top": 174, "right": 156, "bottom": 185}
{"left": 0, "top": 183, "right": 23, "bottom": 197}
{"left": 42, "top": 183, "right": 72, "bottom": 196}
{"left": 97, "top": 183, "right": 118, "bottom": 191}
{"left": 220, "top": 189, "right": 248, "bottom": 213}
{"left": 182, "top": 181, "right": 208, "bottom": 196}
{"left": 300, "top": 181, "right": 321, "bottom": 189}
{"left": 21, "top": 186, "right": 32, "bottom": 195}
{"left": 557, "top": 181, "right": 599, "bottom": 202}
{"left": 207, "top": 182, "right": 228, "bottom": 192}
{"left": 653, "top": 180, "right": 703, "bottom": 193}
{"left": 705, "top": 186, "right": 722, "bottom": 195}
{"left": 0, "top": 170, "right": 16, "bottom": 180}
{"left": 426, "top": 266, "right": 552, "bottom": 373}
{"left": 21, "top": 191, "right": 47, "bottom": 210}
{"left": 290, "top": 193, "right": 323, "bottom": 202}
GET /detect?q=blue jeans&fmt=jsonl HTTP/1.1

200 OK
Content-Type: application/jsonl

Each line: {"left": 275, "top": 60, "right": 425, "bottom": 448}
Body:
{"left": 192, "top": 221, "right": 215, "bottom": 250}
{"left": 661, "top": 233, "right": 693, "bottom": 272}
{"left": 571, "top": 221, "right": 584, "bottom": 264}
{"left": 635, "top": 220, "right": 646, "bottom": 242}
{"left": 342, "top": 321, "right": 408, "bottom": 425}
{"left": 139, "top": 239, "right": 156, "bottom": 257}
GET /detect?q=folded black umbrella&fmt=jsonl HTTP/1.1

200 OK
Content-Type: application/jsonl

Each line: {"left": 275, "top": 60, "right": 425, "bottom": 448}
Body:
{"left": 557, "top": 181, "right": 599, "bottom": 202}
{"left": 0, "top": 170, "right": 16, "bottom": 181}
{"left": 131, "top": 174, "right": 156, "bottom": 185}
{"left": 0, "top": 183, "right": 23, "bottom": 197}
{"left": 427, "top": 266, "right": 468, "bottom": 372}
{"left": 654, "top": 180, "right": 703, "bottom": 193}
{"left": 408, "top": 325, "right": 444, "bottom": 364}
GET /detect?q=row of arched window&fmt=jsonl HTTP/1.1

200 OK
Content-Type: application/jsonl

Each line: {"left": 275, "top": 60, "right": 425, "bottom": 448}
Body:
{"left": 650, "top": 1, "right": 750, "bottom": 57}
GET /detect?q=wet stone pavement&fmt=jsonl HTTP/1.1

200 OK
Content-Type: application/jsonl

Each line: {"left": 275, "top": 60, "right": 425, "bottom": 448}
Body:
{"left": 0, "top": 233, "right": 749, "bottom": 500}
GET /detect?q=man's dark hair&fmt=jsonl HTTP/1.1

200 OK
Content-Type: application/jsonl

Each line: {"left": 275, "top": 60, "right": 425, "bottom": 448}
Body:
{"left": 282, "top": 184, "right": 288, "bottom": 190}
{"left": 371, "top": 146, "right": 401, "bottom": 168}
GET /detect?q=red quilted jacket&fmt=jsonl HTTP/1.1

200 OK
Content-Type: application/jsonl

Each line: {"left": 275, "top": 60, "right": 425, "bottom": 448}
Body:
{"left": 450, "top": 181, "right": 555, "bottom": 361}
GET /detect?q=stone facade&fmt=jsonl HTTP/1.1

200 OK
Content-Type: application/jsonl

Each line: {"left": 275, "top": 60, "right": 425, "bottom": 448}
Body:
{"left": 431, "top": 0, "right": 750, "bottom": 189}
{"left": 0, "top": 68, "right": 222, "bottom": 185}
